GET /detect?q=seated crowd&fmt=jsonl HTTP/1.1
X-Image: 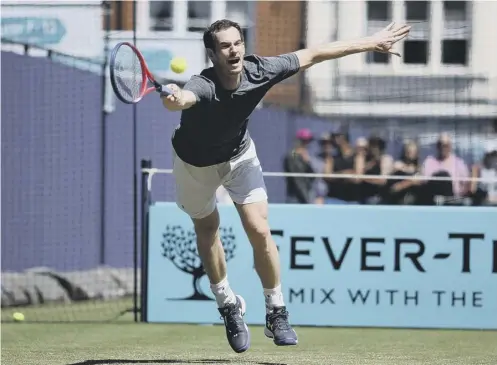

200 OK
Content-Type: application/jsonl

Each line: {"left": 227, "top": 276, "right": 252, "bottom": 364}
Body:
{"left": 283, "top": 127, "right": 497, "bottom": 206}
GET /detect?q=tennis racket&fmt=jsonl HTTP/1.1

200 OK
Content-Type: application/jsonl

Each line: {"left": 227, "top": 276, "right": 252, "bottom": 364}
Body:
{"left": 109, "top": 42, "right": 173, "bottom": 104}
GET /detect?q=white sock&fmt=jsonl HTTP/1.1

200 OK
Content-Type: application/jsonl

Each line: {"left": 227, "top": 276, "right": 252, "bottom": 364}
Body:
{"left": 210, "top": 276, "right": 236, "bottom": 308}
{"left": 264, "top": 284, "right": 285, "bottom": 313}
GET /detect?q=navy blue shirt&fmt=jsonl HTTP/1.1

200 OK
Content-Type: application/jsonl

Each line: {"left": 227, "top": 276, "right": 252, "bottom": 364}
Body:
{"left": 171, "top": 53, "right": 301, "bottom": 167}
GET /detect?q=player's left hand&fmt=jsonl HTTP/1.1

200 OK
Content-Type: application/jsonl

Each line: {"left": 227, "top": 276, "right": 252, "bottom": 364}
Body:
{"left": 370, "top": 22, "right": 411, "bottom": 57}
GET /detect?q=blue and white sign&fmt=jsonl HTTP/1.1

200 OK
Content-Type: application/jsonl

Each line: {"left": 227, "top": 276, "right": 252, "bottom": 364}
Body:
{"left": 107, "top": 33, "right": 206, "bottom": 83}
{"left": 0, "top": 3, "right": 103, "bottom": 58}
{"left": 147, "top": 203, "right": 497, "bottom": 329}
{"left": 1, "top": 17, "right": 66, "bottom": 44}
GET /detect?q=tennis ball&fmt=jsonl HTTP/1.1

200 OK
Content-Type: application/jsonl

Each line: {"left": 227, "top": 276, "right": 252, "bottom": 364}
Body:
{"left": 170, "top": 57, "right": 187, "bottom": 74}
{"left": 13, "top": 312, "right": 24, "bottom": 322}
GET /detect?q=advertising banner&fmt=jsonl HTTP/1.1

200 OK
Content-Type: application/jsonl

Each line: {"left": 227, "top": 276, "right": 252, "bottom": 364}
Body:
{"left": 1, "top": 2, "right": 103, "bottom": 58}
{"left": 147, "top": 203, "right": 497, "bottom": 329}
{"left": 107, "top": 33, "right": 206, "bottom": 83}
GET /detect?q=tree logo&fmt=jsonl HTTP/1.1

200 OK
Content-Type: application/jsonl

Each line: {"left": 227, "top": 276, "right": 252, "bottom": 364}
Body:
{"left": 161, "top": 225, "right": 236, "bottom": 301}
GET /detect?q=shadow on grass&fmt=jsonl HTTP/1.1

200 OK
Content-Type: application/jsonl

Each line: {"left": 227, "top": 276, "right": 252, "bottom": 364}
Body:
{"left": 67, "top": 359, "right": 287, "bottom": 365}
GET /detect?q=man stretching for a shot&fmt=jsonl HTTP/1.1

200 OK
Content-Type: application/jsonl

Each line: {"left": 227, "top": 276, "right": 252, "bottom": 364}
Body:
{"left": 161, "top": 19, "right": 410, "bottom": 353}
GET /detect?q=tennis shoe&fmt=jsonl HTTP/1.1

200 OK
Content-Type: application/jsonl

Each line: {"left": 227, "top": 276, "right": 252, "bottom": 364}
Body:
{"left": 218, "top": 295, "right": 250, "bottom": 353}
{"left": 264, "top": 306, "right": 298, "bottom": 346}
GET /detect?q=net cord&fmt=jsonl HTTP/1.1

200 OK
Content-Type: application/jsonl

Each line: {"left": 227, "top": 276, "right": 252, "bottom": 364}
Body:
{"left": 141, "top": 168, "right": 497, "bottom": 193}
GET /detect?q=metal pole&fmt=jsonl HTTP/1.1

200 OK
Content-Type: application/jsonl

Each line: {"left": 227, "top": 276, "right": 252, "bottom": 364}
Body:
{"left": 100, "top": 0, "right": 111, "bottom": 265}
{"left": 140, "top": 159, "right": 152, "bottom": 323}
{"left": 332, "top": 0, "right": 340, "bottom": 101}
{"left": 298, "top": 0, "right": 307, "bottom": 110}
{"left": 132, "top": 0, "right": 139, "bottom": 323}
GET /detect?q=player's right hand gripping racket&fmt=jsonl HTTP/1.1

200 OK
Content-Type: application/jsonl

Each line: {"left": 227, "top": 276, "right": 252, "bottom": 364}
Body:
{"left": 109, "top": 42, "right": 173, "bottom": 104}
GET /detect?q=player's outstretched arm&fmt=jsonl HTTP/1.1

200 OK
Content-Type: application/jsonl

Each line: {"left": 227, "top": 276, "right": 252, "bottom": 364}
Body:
{"left": 295, "top": 22, "right": 411, "bottom": 70}
{"left": 160, "top": 83, "right": 198, "bottom": 111}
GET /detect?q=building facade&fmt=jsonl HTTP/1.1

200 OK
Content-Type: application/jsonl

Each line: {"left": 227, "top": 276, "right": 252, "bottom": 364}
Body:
{"left": 107, "top": 0, "right": 304, "bottom": 107}
{"left": 305, "top": 0, "right": 497, "bottom": 118}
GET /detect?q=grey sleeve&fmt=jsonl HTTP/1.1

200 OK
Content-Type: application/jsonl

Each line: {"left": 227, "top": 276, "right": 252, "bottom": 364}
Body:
{"left": 258, "top": 52, "right": 301, "bottom": 85}
{"left": 182, "top": 75, "right": 213, "bottom": 103}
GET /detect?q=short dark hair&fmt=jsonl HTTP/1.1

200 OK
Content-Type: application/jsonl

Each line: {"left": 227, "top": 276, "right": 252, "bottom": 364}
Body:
{"left": 368, "top": 136, "right": 386, "bottom": 152}
{"left": 400, "top": 140, "right": 419, "bottom": 167}
{"left": 203, "top": 19, "right": 244, "bottom": 50}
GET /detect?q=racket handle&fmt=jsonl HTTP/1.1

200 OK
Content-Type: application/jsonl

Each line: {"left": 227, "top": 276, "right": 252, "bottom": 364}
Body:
{"left": 156, "top": 84, "right": 173, "bottom": 97}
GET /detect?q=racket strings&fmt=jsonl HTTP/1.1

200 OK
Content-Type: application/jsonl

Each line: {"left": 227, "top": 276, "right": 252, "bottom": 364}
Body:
{"left": 113, "top": 45, "right": 144, "bottom": 102}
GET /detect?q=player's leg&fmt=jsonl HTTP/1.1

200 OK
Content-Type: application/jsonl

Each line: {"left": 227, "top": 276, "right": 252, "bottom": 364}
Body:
{"left": 173, "top": 151, "right": 250, "bottom": 353}
{"left": 191, "top": 209, "right": 228, "bottom": 298}
{"left": 234, "top": 200, "right": 297, "bottom": 346}
{"left": 223, "top": 143, "right": 298, "bottom": 346}
{"left": 191, "top": 209, "right": 250, "bottom": 353}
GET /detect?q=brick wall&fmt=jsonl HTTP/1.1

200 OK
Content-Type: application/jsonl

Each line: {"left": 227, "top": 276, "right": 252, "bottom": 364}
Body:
{"left": 104, "top": 0, "right": 134, "bottom": 31}
{"left": 254, "top": 1, "right": 305, "bottom": 109}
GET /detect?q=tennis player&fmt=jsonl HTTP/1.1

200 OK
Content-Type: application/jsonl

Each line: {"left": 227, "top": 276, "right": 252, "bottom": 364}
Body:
{"left": 160, "top": 19, "right": 410, "bottom": 353}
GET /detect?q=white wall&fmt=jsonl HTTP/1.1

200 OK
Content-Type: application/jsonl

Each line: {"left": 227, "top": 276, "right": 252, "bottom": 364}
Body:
{"left": 471, "top": 0, "right": 497, "bottom": 101}
{"left": 304, "top": 0, "right": 335, "bottom": 102}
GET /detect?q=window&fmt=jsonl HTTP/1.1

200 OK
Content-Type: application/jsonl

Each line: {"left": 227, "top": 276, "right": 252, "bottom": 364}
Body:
{"left": 145, "top": 1, "right": 252, "bottom": 37}
{"left": 366, "top": 52, "right": 389, "bottom": 64}
{"left": 403, "top": 1, "right": 430, "bottom": 65}
{"left": 405, "top": 1, "right": 429, "bottom": 21}
{"left": 220, "top": 1, "right": 252, "bottom": 51}
{"left": 363, "top": 0, "right": 471, "bottom": 71}
{"left": 404, "top": 41, "right": 428, "bottom": 64}
{"left": 366, "top": 1, "right": 391, "bottom": 64}
{"left": 226, "top": 1, "right": 251, "bottom": 42}
{"left": 442, "top": 1, "right": 469, "bottom": 65}
{"left": 226, "top": 1, "right": 250, "bottom": 24}
{"left": 188, "top": 1, "right": 210, "bottom": 32}
{"left": 149, "top": 1, "right": 173, "bottom": 31}
{"left": 442, "top": 40, "right": 467, "bottom": 64}
{"left": 443, "top": 1, "right": 467, "bottom": 21}
{"left": 367, "top": 1, "right": 391, "bottom": 20}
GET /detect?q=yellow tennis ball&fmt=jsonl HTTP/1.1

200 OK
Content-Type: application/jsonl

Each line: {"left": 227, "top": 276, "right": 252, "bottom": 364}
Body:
{"left": 13, "top": 312, "right": 24, "bottom": 322}
{"left": 170, "top": 57, "right": 187, "bottom": 74}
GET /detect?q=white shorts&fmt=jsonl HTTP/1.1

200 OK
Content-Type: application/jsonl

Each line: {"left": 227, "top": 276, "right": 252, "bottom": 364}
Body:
{"left": 172, "top": 140, "right": 268, "bottom": 219}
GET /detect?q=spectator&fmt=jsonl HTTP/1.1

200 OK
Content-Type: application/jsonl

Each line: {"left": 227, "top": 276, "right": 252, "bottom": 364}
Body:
{"left": 470, "top": 140, "right": 497, "bottom": 205}
{"left": 357, "top": 135, "right": 393, "bottom": 204}
{"left": 313, "top": 132, "right": 334, "bottom": 204}
{"left": 323, "top": 127, "right": 359, "bottom": 204}
{"left": 421, "top": 133, "right": 470, "bottom": 202}
{"left": 354, "top": 137, "right": 368, "bottom": 160}
{"left": 283, "top": 128, "right": 315, "bottom": 204}
{"left": 469, "top": 118, "right": 497, "bottom": 165}
{"left": 386, "top": 139, "right": 423, "bottom": 205}
{"left": 352, "top": 137, "right": 368, "bottom": 182}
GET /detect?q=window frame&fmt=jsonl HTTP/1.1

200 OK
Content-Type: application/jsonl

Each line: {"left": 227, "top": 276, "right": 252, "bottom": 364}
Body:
{"left": 365, "top": 1, "right": 394, "bottom": 67}
{"left": 441, "top": 0, "right": 471, "bottom": 68}
{"left": 139, "top": 1, "right": 253, "bottom": 38}
{"left": 363, "top": 0, "right": 471, "bottom": 74}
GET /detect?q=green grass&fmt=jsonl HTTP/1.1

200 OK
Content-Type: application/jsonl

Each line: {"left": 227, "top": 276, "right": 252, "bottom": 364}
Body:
{"left": 2, "top": 300, "right": 497, "bottom": 364}
{"left": 3, "top": 323, "right": 497, "bottom": 365}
